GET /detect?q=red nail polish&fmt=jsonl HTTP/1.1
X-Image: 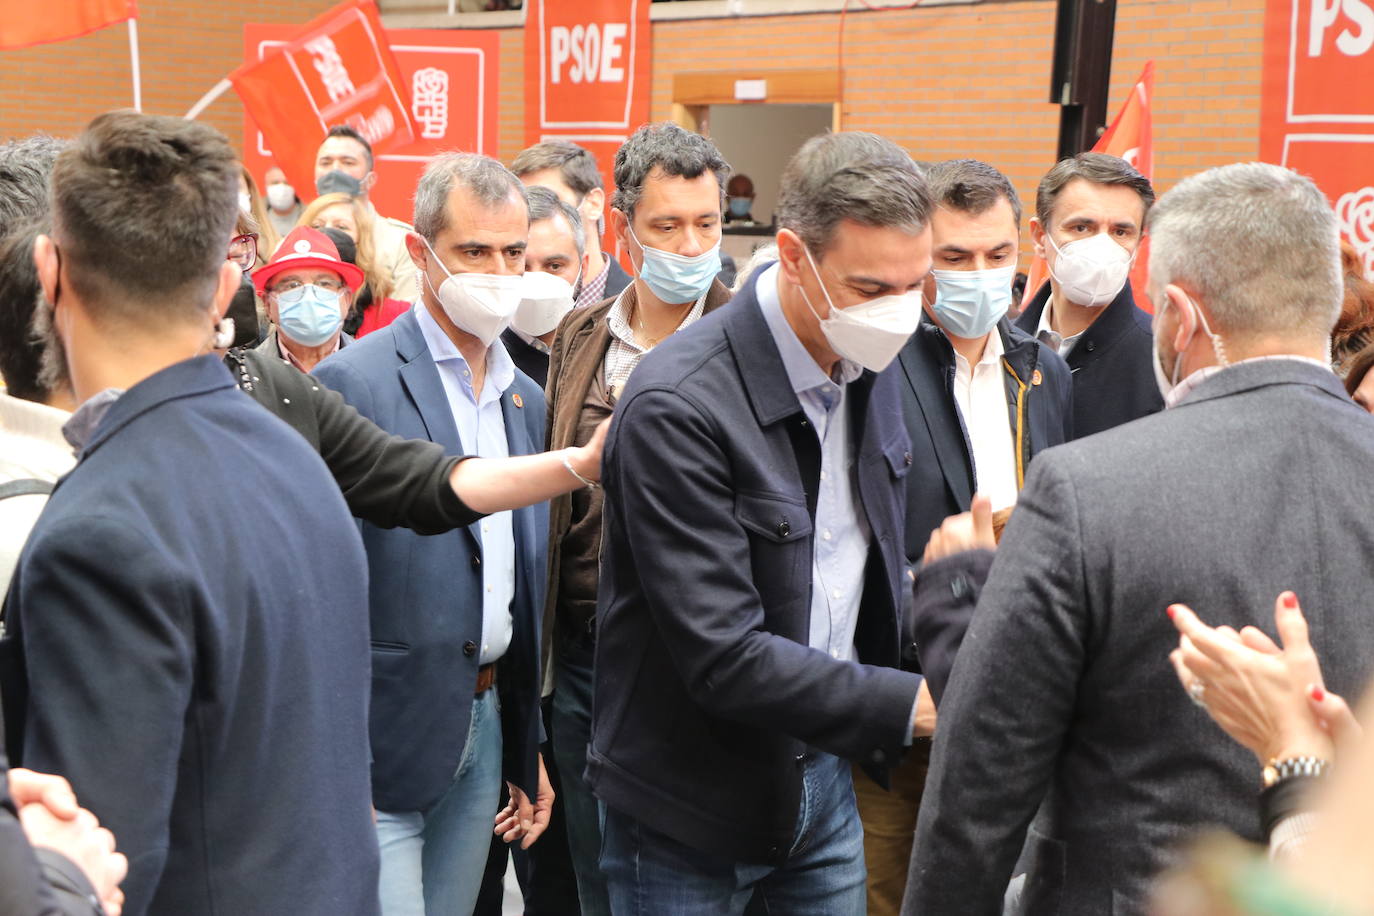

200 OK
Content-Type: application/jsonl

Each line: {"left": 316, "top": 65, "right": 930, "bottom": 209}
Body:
{"left": 1284, "top": 593, "right": 1298, "bottom": 610}
{"left": 1166, "top": 606, "right": 1177, "bottom": 619}
{"left": 1311, "top": 686, "right": 1325, "bottom": 702}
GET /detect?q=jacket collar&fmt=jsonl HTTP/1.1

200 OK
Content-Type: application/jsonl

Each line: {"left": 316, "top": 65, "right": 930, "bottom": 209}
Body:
{"left": 1173, "top": 357, "right": 1348, "bottom": 410}
{"left": 724, "top": 267, "right": 818, "bottom": 427}
{"left": 1015, "top": 280, "right": 1145, "bottom": 366}
{"left": 79, "top": 355, "right": 235, "bottom": 460}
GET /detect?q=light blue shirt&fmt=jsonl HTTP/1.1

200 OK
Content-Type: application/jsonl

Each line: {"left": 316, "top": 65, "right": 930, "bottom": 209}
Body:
{"left": 416, "top": 303, "right": 516, "bottom": 665}
{"left": 756, "top": 264, "right": 870, "bottom": 661}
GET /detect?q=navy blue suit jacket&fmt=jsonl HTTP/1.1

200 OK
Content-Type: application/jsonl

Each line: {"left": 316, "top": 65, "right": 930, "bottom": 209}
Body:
{"left": 587, "top": 272, "right": 923, "bottom": 865}
{"left": 314, "top": 308, "right": 547, "bottom": 812}
{"left": 1, "top": 356, "right": 378, "bottom": 916}
{"left": 1015, "top": 281, "right": 1164, "bottom": 438}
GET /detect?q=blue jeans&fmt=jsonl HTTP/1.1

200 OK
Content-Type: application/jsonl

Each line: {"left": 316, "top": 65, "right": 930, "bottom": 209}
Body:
{"left": 550, "top": 633, "right": 610, "bottom": 916}
{"left": 598, "top": 752, "right": 867, "bottom": 915}
{"left": 376, "top": 690, "right": 503, "bottom": 916}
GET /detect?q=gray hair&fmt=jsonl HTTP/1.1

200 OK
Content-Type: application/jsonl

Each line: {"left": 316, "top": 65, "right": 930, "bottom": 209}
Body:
{"left": 526, "top": 184, "right": 585, "bottom": 258}
{"left": 611, "top": 123, "right": 730, "bottom": 218}
{"left": 776, "top": 131, "right": 932, "bottom": 255}
{"left": 1148, "top": 162, "right": 1342, "bottom": 342}
{"left": 926, "top": 158, "right": 1022, "bottom": 228}
{"left": 1036, "top": 152, "right": 1155, "bottom": 227}
{"left": 413, "top": 152, "right": 527, "bottom": 243}
{"left": 0, "top": 135, "right": 68, "bottom": 240}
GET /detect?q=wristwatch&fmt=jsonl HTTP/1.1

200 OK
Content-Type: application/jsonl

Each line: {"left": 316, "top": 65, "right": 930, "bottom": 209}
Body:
{"left": 1261, "top": 755, "right": 1329, "bottom": 789}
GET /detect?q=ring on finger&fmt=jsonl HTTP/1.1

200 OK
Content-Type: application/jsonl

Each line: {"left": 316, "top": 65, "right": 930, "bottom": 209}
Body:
{"left": 1188, "top": 680, "right": 1207, "bottom": 707}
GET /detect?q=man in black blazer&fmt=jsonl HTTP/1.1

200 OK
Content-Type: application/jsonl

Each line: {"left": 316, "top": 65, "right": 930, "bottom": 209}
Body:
{"left": 1014, "top": 152, "right": 1164, "bottom": 438}
{"left": 2, "top": 113, "right": 379, "bottom": 915}
{"left": 859, "top": 159, "right": 1072, "bottom": 915}
{"left": 589, "top": 132, "right": 933, "bottom": 913}
{"left": 905, "top": 163, "right": 1373, "bottom": 915}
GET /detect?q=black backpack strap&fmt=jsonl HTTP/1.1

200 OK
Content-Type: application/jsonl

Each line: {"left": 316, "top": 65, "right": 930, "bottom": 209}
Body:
{"left": 0, "top": 479, "right": 54, "bottom": 500}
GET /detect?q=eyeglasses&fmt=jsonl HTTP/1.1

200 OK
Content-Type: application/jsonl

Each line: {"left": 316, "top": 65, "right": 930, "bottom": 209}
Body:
{"left": 268, "top": 277, "right": 346, "bottom": 301}
{"left": 228, "top": 234, "right": 258, "bottom": 273}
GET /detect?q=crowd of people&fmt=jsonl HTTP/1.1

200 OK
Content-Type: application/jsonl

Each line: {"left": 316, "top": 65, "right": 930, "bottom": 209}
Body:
{"left": 0, "top": 106, "right": 1372, "bottom": 916}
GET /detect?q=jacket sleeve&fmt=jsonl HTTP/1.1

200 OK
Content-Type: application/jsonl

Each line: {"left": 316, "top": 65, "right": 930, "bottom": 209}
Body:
{"left": 17, "top": 516, "right": 194, "bottom": 916}
{"left": 604, "top": 385, "right": 922, "bottom": 762}
{"left": 310, "top": 358, "right": 483, "bottom": 535}
{"left": 0, "top": 738, "right": 102, "bottom": 916}
{"left": 909, "top": 549, "right": 996, "bottom": 706}
{"left": 903, "top": 452, "right": 1089, "bottom": 915}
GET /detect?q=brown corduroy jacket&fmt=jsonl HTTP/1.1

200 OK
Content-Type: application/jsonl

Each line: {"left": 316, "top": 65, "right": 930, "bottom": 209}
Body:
{"left": 540, "top": 278, "right": 734, "bottom": 674}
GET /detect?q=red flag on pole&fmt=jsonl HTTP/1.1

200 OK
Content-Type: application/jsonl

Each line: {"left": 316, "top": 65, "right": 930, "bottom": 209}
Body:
{"left": 1094, "top": 61, "right": 1155, "bottom": 312}
{"left": 1020, "top": 62, "right": 1156, "bottom": 314}
{"left": 0, "top": 0, "right": 134, "bottom": 50}
{"left": 228, "top": 0, "right": 415, "bottom": 199}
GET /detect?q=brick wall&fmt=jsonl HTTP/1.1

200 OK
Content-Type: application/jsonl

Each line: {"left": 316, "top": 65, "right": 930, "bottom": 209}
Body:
{"left": 1, "top": 0, "right": 1266, "bottom": 217}
{"left": 0, "top": 0, "right": 336, "bottom": 149}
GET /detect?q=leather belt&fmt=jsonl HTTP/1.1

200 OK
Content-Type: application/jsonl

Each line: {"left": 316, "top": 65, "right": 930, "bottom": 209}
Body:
{"left": 474, "top": 662, "right": 497, "bottom": 696}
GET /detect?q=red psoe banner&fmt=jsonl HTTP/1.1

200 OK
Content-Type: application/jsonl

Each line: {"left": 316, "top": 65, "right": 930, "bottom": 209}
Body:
{"left": 231, "top": 0, "right": 413, "bottom": 203}
{"left": 525, "top": 0, "right": 652, "bottom": 254}
{"left": 242, "top": 25, "right": 499, "bottom": 223}
{"left": 0, "top": 0, "right": 134, "bottom": 50}
{"left": 1262, "top": 0, "right": 1374, "bottom": 278}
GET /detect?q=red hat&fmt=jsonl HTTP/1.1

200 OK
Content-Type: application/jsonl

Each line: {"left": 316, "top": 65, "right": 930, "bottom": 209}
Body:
{"left": 253, "top": 226, "right": 366, "bottom": 295}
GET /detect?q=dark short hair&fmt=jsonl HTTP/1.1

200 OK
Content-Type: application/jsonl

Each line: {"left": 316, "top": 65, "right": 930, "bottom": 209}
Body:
{"left": 324, "top": 124, "right": 374, "bottom": 171}
{"left": 1346, "top": 341, "right": 1374, "bottom": 397}
{"left": 0, "top": 136, "right": 67, "bottom": 237}
{"left": 511, "top": 141, "right": 603, "bottom": 197}
{"left": 526, "top": 184, "right": 585, "bottom": 257}
{"left": 1035, "top": 152, "right": 1155, "bottom": 227}
{"left": 51, "top": 110, "right": 239, "bottom": 325}
{"left": 611, "top": 123, "right": 730, "bottom": 218}
{"left": 0, "top": 219, "right": 47, "bottom": 401}
{"left": 925, "top": 158, "right": 1022, "bottom": 228}
{"left": 776, "top": 131, "right": 931, "bottom": 255}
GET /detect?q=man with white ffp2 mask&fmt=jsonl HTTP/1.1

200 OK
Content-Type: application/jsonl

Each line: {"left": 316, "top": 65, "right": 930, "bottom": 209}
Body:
{"left": 1015, "top": 152, "right": 1164, "bottom": 439}
{"left": 313, "top": 152, "right": 555, "bottom": 916}
{"left": 502, "top": 185, "right": 587, "bottom": 388}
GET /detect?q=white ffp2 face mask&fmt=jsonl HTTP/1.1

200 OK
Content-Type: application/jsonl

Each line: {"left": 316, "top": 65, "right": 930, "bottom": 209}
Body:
{"left": 799, "top": 246, "right": 922, "bottom": 374}
{"left": 513, "top": 270, "right": 578, "bottom": 338}
{"left": 421, "top": 238, "right": 523, "bottom": 346}
{"left": 1046, "top": 231, "right": 1135, "bottom": 308}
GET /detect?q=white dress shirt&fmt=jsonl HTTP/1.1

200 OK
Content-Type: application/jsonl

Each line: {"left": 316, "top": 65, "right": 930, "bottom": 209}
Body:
{"left": 949, "top": 329, "right": 1019, "bottom": 512}
{"left": 1036, "top": 299, "right": 1084, "bottom": 358}
{"left": 416, "top": 304, "right": 517, "bottom": 665}
{"left": 0, "top": 392, "right": 74, "bottom": 597}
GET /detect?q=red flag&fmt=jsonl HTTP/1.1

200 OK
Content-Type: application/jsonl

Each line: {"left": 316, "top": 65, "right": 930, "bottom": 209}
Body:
{"left": 0, "top": 0, "right": 134, "bottom": 50}
{"left": 1020, "top": 62, "right": 1156, "bottom": 314}
{"left": 1094, "top": 61, "right": 1155, "bottom": 312}
{"left": 229, "top": 0, "right": 415, "bottom": 200}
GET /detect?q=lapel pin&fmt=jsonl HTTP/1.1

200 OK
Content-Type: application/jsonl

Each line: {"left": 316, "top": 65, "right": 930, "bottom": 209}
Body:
{"left": 1031, "top": 369, "right": 1043, "bottom": 386}
{"left": 512, "top": 393, "right": 524, "bottom": 408}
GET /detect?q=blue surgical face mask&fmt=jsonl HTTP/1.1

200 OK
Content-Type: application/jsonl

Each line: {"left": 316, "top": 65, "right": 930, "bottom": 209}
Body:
{"left": 628, "top": 225, "right": 722, "bottom": 305}
{"left": 276, "top": 284, "right": 345, "bottom": 347}
{"left": 727, "top": 197, "right": 752, "bottom": 218}
{"left": 930, "top": 265, "right": 1017, "bottom": 339}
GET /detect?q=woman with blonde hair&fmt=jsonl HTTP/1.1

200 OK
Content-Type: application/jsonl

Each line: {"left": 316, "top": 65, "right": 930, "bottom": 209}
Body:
{"left": 298, "top": 192, "right": 409, "bottom": 336}
{"left": 237, "top": 163, "right": 280, "bottom": 260}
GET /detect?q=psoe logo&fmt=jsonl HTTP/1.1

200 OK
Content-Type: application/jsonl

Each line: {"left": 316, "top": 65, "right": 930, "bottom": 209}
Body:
{"left": 1336, "top": 185, "right": 1374, "bottom": 278}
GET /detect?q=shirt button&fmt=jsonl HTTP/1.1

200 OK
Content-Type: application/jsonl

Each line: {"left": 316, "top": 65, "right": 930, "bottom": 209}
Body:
{"left": 830, "top": 648, "right": 840, "bottom": 659}
{"left": 487, "top": 585, "right": 493, "bottom": 593}
{"left": 831, "top": 588, "right": 841, "bottom": 599}
{"left": 820, "top": 471, "right": 828, "bottom": 481}
{"left": 823, "top": 530, "right": 832, "bottom": 541}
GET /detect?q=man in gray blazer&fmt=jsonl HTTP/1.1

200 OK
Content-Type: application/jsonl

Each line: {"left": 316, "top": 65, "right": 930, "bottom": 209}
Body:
{"left": 903, "top": 162, "right": 1371, "bottom": 915}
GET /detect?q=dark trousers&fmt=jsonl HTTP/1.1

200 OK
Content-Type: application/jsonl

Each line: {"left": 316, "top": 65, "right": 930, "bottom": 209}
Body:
{"left": 473, "top": 695, "right": 581, "bottom": 915}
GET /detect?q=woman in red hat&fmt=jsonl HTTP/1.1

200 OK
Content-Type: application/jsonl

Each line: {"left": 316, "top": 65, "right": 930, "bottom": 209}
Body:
{"left": 253, "top": 225, "right": 365, "bottom": 373}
